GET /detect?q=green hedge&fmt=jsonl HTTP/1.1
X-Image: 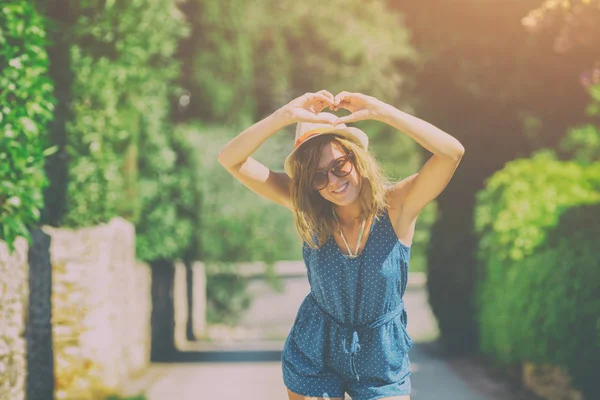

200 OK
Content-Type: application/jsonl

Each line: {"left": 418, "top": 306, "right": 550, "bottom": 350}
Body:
{"left": 514, "top": 205, "right": 599, "bottom": 397}
{"left": 474, "top": 153, "right": 600, "bottom": 397}
{"left": 0, "top": 2, "right": 55, "bottom": 250}
{"left": 39, "top": 0, "right": 190, "bottom": 261}
{"left": 135, "top": 121, "right": 196, "bottom": 262}
{"left": 475, "top": 152, "right": 600, "bottom": 263}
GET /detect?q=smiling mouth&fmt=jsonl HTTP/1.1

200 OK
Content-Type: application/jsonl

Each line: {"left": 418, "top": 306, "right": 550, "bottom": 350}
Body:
{"left": 332, "top": 182, "right": 349, "bottom": 194}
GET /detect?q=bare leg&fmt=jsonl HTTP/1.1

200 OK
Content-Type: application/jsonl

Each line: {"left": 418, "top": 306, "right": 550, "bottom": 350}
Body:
{"left": 287, "top": 388, "right": 345, "bottom": 400}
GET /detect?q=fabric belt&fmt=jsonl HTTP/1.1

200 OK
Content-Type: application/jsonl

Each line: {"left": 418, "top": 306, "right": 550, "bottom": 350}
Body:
{"left": 308, "top": 292, "right": 405, "bottom": 382}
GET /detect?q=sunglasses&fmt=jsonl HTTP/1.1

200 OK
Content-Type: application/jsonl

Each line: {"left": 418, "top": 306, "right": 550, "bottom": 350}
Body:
{"left": 312, "top": 152, "right": 354, "bottom": 191}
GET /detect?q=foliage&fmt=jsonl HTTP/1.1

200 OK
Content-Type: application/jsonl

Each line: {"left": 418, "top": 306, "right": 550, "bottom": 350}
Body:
{"left": 475, "top": 171, "right": 600, "bottom": 398}
{"left": 179, "top": 0, "right": 255, "bottom": 126}
{"left": 0, "top": 1, "right": 55, "bottom": 251}
{"left": 474, "top": 152, "right": 600, "bottom": 264}
{"left": 183, "top": 0, "right": 424, "bottom": 186}
{"left": 179, "top": 0, "right": 433, "bottom": 271}
{"left": 38, "top": 0, "right": 191, "bottom": 261}
{"left": 391, "top": 0, "right": 597, "bottom": 352}
{"left": 180, "top": 122, "right": 302, "bottom": 263}
{"left": 471, "top": 6, "right": 600, "bottom": 395}
{"left": 560, "top": 123, "right": 600, "bottom": 164}
{"left": 181, "top": 0, "right": 418, "bottom": 125}
{"left": 205, "top": 263, "right": 253, "bottom": 325}
{"left": 134, "top": 105, "right": 196, "bottom": 262}
{"left": 558, "top": 79, "right": 600, "bottom": 164}
{"left": 179, "top": 121, "right": 304, "bottom": 323}
{"left": 522, "top": 0, "right": 600, "bottom": 55}
{"left": 248, "top": 0, "right": 418, "bottom": 118}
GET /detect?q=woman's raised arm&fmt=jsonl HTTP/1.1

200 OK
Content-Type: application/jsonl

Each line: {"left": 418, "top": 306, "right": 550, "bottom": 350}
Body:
{"left": 217, "top": 90, "right": 337, "bottom": 210}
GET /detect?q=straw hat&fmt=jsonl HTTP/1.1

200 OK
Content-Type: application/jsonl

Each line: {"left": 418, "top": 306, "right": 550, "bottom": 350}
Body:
{"left": 284, "top": 114, "right": 369, "bottom": 178}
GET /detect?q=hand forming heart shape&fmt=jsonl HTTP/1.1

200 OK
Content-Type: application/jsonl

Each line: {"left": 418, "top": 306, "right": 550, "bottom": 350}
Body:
{"left": 329, "top": 91, "right": 386, "bottom": 125}
{"left": 279, "top": 90, "right": 389, "bottom": 126}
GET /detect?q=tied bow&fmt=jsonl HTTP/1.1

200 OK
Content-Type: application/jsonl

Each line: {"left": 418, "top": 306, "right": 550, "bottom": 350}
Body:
{"left": 344, "top": 330, "right": 362, "bottom": 382}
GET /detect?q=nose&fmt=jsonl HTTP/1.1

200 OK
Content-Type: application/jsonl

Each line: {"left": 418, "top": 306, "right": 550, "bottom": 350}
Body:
{"left": 327, "top": 172, "right": 344, "bottom": 189}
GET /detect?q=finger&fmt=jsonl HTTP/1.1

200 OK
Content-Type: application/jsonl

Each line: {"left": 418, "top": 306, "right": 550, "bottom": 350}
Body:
{"left": 337, "top": 99, "right": 353, "bottom": 111}
{"left": 335, "top": 109, "right": 370, "bottom": 124}
{"left": 334, "top": 91, "right": 352, "bottom": 106}
{"left": 332, "top": 99, "right": 353, "bottom": 112}
{"left": 317, "top": 90, "right": 335, "bottom": 104}
{"left": 296, "top": 110, "right": 337, "bottom": 124}
{"left": 334, "top": 115, "right": 353, "bottom": 125}
{"left": 311, "top": 112, "right": 338, "bottom": 124}
{"left": 312, "top": 99, "right": 331, "bottom": 114}
{"left": 308, "top": 92, "right": 333, "bottom": 105}
{"left": 318, "top": 98, "right": 332, "bottom": 112}
{"left": 314, "top": 96, "right": 334, "bottom": 111}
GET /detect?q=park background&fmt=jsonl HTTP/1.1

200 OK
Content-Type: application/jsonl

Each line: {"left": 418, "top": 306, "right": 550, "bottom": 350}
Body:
{"left": 0, "top": 0, "right": 598, "bottom": 399}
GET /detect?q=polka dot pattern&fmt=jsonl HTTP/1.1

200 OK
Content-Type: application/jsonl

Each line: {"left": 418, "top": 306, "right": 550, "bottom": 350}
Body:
{"left": 282, "top": 208, "right": 413, "bottom": 399}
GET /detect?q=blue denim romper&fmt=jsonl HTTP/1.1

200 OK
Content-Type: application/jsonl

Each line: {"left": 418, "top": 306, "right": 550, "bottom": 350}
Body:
{"left": 282, "top": 208, "right": 413, "bottom": 399}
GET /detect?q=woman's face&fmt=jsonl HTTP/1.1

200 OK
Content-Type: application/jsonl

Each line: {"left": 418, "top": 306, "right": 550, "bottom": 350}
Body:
{"left": 315, "top": 141, "right": 362, "bottom": 206}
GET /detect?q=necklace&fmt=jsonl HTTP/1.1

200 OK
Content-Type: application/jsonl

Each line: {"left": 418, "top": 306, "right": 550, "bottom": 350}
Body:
{"left": 332, "top": 208, "right": 366, "bottom": 259}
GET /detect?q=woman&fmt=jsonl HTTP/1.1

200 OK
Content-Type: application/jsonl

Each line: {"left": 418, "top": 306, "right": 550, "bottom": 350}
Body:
{"left": 218, "top": 90, "right": 464, "bottom": 400}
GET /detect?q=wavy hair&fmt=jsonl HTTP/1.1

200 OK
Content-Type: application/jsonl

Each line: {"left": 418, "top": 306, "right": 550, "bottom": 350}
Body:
{"left": 290, "top": 134, "right": 390, "bottom": 249}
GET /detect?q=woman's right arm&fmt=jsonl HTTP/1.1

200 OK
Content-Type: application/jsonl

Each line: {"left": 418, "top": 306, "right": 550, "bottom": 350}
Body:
{"left": 217, "top": 91, "right": 337, "bottom": 211}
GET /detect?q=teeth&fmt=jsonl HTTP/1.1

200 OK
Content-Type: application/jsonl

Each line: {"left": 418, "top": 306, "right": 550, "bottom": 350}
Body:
{"left": 333, "top": 182, "right": 348, "bottom": 193}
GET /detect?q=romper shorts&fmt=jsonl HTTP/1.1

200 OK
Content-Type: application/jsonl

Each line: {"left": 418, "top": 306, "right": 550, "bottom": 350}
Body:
{"left": 282, "top": 293, "right": 413, "bottom": 399}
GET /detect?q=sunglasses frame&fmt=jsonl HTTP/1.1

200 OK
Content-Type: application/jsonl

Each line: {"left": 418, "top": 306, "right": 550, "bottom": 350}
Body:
{"left": 312, "top": 152, "right": 355, "bottom": 191}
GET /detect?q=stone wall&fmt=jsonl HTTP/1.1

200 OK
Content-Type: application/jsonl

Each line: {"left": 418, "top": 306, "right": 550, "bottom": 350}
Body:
{"left": 0, "top": 237, "right": 29, "bottom": 400}
{"left": 43, "top": 218, "right": 151, "bottom": 400}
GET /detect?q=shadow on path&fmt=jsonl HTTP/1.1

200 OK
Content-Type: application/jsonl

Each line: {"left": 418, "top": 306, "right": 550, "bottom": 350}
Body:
{"left": 163, "top": 350, "right": 282, "bottom": 363}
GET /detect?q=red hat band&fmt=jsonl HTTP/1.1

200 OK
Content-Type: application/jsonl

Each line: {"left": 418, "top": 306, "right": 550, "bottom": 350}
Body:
{"left": 294, "top": 130, "right": 322, "bottom": 150}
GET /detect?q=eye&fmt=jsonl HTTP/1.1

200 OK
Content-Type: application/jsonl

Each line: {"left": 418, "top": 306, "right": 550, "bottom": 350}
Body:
{"left": 333, "top": 156, "right": 349, "bottom": 168}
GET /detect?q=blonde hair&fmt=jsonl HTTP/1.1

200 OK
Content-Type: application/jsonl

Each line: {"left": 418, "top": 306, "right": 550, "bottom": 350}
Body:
{"left": 290, "top": 134, "right": 390, "bottom": 249}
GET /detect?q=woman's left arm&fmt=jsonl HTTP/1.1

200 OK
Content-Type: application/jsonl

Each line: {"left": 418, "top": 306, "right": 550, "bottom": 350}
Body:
{"left": 333, "top": 91, "right": 465, "bottom": 219}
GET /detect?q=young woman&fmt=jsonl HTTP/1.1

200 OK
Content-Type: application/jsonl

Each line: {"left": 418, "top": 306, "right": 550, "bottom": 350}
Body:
{"left": 218, "top": 90, "right": 464, "bottom": 400}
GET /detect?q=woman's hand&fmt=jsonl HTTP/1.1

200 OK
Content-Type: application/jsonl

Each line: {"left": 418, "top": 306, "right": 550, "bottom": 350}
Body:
{"left": 331, "top": 91, "right": 391, "bottom": 125}
{"left": 276, "top": 90, "right": 337, "bottom": 125}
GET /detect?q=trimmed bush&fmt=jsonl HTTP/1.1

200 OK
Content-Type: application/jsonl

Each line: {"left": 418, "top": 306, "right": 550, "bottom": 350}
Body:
{"left": 475, "top": 152, "right": 600, "bottom": 264}
{"left": 474, "top": 152, "right": 600, "bottom": 397}
{"left": 0, "top": 1, "right": 55, "bottom": 251}
{"left": 517, "top": 205, "right": 599, "bottom": 397}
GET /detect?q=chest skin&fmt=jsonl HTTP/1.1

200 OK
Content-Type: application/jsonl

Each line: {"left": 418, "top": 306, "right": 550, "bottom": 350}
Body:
{"left": 331, "top": 204, "right": 415, "bottom": 258}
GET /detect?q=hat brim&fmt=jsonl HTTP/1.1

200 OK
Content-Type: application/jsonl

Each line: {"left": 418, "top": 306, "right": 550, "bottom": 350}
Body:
{"left": 284, "top": 126, "right": 369, "bottom": 178}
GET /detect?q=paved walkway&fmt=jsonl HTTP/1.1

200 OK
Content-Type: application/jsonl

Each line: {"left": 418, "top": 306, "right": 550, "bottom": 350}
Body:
{"left": 129, "top": 341, "right": 523, "bottom": 399}
{"left": 124, "top": 270, "right": 533, "bottom": 399}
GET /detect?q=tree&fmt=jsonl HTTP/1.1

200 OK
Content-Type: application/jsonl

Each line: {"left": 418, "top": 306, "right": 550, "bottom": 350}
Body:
{"left": 390, "top": 0, "right": 593, "bottom": 352}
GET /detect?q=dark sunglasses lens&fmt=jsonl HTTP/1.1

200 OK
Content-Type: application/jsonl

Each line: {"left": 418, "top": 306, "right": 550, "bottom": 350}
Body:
{"left": 332, "top": 157, "right": 353, "bottom": 177}
{"left": 313, "top": 172, "right": 328, "bottom": 190}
